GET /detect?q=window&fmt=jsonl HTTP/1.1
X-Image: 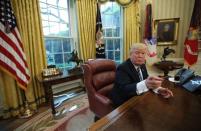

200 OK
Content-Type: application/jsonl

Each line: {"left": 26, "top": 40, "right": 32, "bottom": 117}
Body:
{"left": 40, "top": 0, "right": 76, "bottom": 69}
{"left": 101, "top": 2, "right": 123, "bottom": 64}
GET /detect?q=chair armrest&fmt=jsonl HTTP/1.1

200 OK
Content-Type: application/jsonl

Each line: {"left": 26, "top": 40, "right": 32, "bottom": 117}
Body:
{"left": 94, "top": 93, "right": 112, "bottom": 105}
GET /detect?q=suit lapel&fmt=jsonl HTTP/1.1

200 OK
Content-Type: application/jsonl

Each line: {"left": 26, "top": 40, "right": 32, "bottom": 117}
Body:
{"left": 140, "top": 66, "right": 145, "bottom": 79}
{"left": 127, "top": 59, "right": 141, "bottom": 81}
{"left": 127, "top": 59, "right": 148, "bottom": 81}
{"left": 141, "top": 65, "right": 148, "bottom": 79}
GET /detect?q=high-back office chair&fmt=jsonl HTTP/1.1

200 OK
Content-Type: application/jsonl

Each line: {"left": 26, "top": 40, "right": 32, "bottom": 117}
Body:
{"left": 82, "top": 59, "right": 116, "bottom": 119}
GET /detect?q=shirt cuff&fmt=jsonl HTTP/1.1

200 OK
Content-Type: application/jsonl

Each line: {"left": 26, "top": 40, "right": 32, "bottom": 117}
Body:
{"left": 136, "top": 80, "right": 149, "bottom": 95}
{"left": 152, "top": 87, "right": 163, "bottom": 94}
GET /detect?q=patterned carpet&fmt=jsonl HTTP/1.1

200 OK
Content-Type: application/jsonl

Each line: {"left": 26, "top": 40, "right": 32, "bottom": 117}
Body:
{"left": 15, "top": 93, "right": 94, "bottom": 131}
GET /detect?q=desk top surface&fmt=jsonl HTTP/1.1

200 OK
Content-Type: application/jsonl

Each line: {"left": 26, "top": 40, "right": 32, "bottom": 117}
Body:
{"left": 89, "top": 80, "right": 201, "bottom": 131}
{"left": 37, "top": 70, "right": 83, "bottom": 83}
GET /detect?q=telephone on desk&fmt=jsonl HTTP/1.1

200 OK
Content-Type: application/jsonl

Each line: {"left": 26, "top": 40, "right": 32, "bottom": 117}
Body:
{"left": 174, "top": 68, "right": 201, "bottom": 93}
{"left": 174, "top": 68, "right": 194, "bottom": 85}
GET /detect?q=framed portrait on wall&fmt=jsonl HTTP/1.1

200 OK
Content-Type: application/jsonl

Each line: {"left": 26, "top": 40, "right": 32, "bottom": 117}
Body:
{"left": 154, "top": 18, "right": 180, "bottom": 46}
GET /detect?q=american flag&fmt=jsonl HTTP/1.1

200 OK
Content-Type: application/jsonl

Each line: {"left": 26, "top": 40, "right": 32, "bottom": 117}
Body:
{"left": 0, "top": 0, "right": 30, "bottom": 90}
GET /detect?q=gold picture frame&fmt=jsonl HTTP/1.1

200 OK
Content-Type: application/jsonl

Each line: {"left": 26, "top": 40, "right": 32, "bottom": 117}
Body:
{"left": 154, "top": 18, "right": 180, "bottom": 46}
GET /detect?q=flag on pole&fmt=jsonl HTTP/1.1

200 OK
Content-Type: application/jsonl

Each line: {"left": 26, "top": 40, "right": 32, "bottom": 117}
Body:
{"left": 184, "top": 0, "right": 200, "bottom": 67}
{"left": 0, "top": 0, "right": 30, "bottom": 90}
{"left": 144, "top": 3, "right": 152, "bottom": 40}
{"left": 184, "top": 28, "right": 199, "bottom": 66}
{"left": 144, "top": 3, "right": 157, "bottom": 65}
{"left": 95, "top": 3, "right": 105, "bottom": 58}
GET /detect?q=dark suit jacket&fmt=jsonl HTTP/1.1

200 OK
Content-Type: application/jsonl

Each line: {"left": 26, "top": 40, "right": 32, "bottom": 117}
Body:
{"left": 110, "top": 59, "right": 149, "bottom": 107}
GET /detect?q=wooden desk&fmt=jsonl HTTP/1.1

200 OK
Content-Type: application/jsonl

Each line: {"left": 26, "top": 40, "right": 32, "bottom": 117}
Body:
{"left": 89, "top": 81, "right": 201, "bottom": 131}
{"left": 37, "top": 70, "right": 83, "bottom": 115}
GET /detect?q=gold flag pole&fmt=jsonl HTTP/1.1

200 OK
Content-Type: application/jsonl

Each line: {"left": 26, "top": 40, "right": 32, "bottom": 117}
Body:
{"left": 19, "top": 89, "right": 35, "bottom": 118}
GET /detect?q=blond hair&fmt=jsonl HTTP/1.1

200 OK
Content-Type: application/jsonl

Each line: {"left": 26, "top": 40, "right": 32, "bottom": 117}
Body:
{"left": 130, "top": 43, "right": 147, "bottom": 54}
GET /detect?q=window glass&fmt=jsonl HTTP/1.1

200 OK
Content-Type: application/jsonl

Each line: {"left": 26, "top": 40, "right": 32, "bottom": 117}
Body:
{"left": 40, "top": 0, "right": 75, "bottom": 69}
{"left": 108, "top": 51, "right": 114, "bottom": 60}
{"left": 60, "top": 9, "right": 69, "bottom": 23}
{"left": 49, "top": 22, "right": 60, "bottom": 35}
{"left": 45, "top": 39, "right": 52, "bottom": 53}
{"left": 114, "top": 39, "right": 120, "bottom": 50}
{"left": 115, "top": 51, "right": 120, "bottom": 61}
{"left": 101, "top": 2, "right": 122, "bottom": 63}
{"left": 58, "top": 0, "right": 68, "bottom": 8}
{"left": 53, "top": 39, "right": 62, "bottom": 53}
{"left": 54, "top": 54, "right": 63, "bottom": 64}
{"left": 106, "top": 39, "right": 113, "bottom": 50}
{"left": 63, "top": 39, "right": 71, "bottom": 52}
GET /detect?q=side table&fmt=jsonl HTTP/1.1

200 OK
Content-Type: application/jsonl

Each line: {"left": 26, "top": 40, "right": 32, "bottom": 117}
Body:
{"left": 37, "top": 70, "right": 84, "bottom": 116}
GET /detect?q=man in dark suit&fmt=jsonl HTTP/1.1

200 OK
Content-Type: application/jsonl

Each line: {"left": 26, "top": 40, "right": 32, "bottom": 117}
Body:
{"left": 110, "top": 43, "right": 173, "bottom": 107}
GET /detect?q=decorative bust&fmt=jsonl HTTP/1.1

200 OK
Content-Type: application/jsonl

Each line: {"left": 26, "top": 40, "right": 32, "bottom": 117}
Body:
{"left": 154, "top": 47, "right": 183, "bottom": 77}
{"left": 98, "top": 0, "right": 135, "bottom": 6}
{"left": 98, "top": 0, "right": 107, "bottom": 3}
{"left": 116, "top": 0, "right": 136, "bottom": 6}
{"left": 161, "top": 47, "right": 175, "bottom": 61}
{"left": 68, "top": 50, "right": 83, "bottom": 67}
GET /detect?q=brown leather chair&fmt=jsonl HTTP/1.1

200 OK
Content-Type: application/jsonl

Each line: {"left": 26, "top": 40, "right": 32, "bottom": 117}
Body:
{"left": 82, "top": 59, "right": 116, "bottom": 118}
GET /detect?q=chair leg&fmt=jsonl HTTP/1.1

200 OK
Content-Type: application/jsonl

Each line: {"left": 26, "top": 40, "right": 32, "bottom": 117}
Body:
{"left": 94, "top": 115, "right": 100, "bottom": 122}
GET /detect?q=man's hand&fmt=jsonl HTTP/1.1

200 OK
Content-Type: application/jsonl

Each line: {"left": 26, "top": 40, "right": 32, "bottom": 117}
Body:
{"left": 145, "top": 76, "right": 163, "bottom": 89}
{"left": 157, "top": 87, "right": 173, "bottom": 98}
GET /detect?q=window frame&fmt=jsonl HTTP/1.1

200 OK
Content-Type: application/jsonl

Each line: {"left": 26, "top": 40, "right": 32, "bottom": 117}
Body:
{"left": 40, "top": 0, "right": 78, "bottom": 69}
{"left": 100, "top": 2, "right": 123, "bottom": 64}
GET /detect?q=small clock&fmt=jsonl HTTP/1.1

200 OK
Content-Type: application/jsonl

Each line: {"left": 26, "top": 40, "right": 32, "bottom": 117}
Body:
{"left": 98, "top": 0, "right": 108, "bottom": 4}
{"left": 116, "top": 0, "right": 135, "bottom": 6}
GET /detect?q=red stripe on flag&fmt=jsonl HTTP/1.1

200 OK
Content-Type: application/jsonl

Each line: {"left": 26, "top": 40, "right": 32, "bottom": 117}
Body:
{"left": 12, "top": 29, "right": 28, "bottom": 67}
{"left": 0, "top": 44, "right": 30, "bottom": 80}
{"left": 12, "top": 29, "right": 24, "bottom": 51}
{"left": 0, "top": 30, "right": 28, "bottom": 68}
{"left": 0, "top": 60, "right": 27, "bottom": 88}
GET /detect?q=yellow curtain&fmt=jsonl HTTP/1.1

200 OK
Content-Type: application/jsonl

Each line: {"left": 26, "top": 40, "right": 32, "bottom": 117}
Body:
{"left": 76, "top": 0, "right": 97, "bottom": 61}
{"left": 0, "top": 0, "right": 46, "bottom": 118}
{"left": 123, "top": 1, "right": 141, "bottom": 60}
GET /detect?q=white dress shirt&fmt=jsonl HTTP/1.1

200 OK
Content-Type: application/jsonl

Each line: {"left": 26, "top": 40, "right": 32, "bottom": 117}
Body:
{"left": 134, "top": 65, "right": 160, "bottom": 95}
